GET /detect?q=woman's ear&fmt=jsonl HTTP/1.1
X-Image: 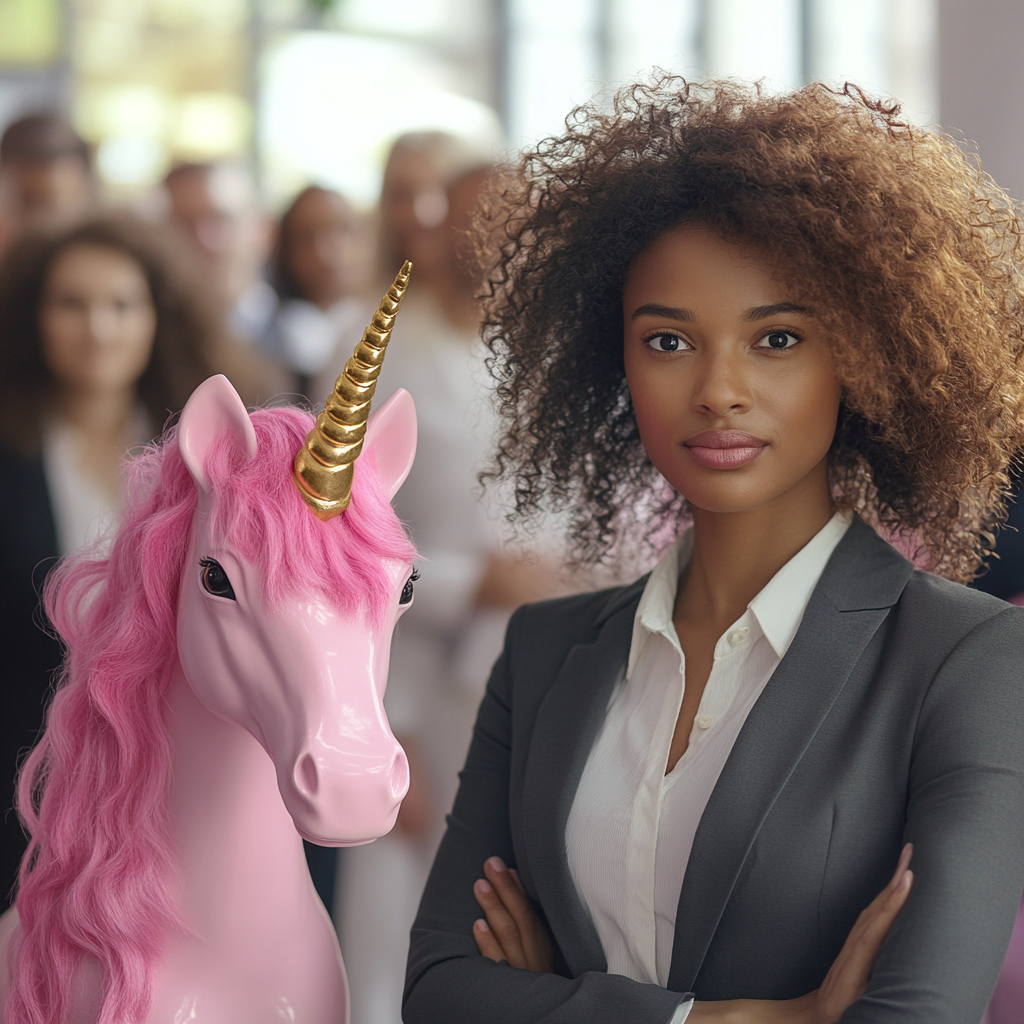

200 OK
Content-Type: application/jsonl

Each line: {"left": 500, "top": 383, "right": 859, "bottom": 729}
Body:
{"left": 178, "top": 374, "right": 258, "bottom": 495}
{"left": 365, "top": 389, "right": 417, "bottom": 501}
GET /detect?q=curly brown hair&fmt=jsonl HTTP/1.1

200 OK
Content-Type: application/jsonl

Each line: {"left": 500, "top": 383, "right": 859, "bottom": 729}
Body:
{"left": 478, "top": 77, "right": 1024, "bottom": 582}
{"left": 0, "top": 214, "right": 272, "bottom": 455}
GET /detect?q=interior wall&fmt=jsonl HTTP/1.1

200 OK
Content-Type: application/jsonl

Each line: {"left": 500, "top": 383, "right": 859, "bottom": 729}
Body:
{"left": 939, "top": 0, "right": 1024, "bottom": 200}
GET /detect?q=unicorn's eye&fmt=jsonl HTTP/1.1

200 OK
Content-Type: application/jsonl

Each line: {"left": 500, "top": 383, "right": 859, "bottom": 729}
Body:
{"left": 200, "top": 558, "right": 236, "bottom": 600}
{"left": 400, "top": 569, "right": 420, "bottom": 605}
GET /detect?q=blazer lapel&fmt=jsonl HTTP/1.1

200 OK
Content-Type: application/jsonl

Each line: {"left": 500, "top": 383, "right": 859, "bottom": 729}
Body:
{"left": 667, "top": 518, "right": 914, "bottom": 992}
{"left": 520, "top": 581, "right": 645, "bottom": 978}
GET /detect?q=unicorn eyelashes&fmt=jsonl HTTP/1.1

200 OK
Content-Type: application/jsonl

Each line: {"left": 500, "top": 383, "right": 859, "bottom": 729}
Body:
{"left": 199, "top": 557, "right": 236, "bottom": 599}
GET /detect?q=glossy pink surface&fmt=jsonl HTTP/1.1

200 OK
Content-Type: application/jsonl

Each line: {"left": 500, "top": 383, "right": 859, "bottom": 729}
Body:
{"left": 987, "top": 897, "right": 1024, "bottom": 1024}
{"left": 1, "top": 377, "right": 419, "bottom": 1023}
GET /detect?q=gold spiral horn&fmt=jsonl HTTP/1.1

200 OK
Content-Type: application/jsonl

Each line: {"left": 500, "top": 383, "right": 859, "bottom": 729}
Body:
{"left": 293, "top": 261, "right": 412, "bottom": 520}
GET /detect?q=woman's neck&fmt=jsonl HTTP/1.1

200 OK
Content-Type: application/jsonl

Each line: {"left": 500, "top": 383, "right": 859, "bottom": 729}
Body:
{"left": 431, "top": 273, "right": 482, "bottom": 335}
{"left": 57, "top": 386, "right": 138, "bottom": 444}
{"left": 677, "top": 462, "right": 836, "bottom": 633}
{"left": 53, "top": 387, "right": 141, "bottom": 503}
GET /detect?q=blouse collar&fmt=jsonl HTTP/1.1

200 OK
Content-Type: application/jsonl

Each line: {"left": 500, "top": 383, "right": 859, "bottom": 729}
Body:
{"left": 627, "top": 510, "right": 853, "bottom": 678}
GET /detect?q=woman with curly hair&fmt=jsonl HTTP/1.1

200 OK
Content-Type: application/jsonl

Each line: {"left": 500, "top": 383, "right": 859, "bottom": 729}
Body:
{"left": 404, "top": 78, "right": 1024, "bottom": 1024}
{"left": 0, "top": 215, "right": 273, "bottom": 908}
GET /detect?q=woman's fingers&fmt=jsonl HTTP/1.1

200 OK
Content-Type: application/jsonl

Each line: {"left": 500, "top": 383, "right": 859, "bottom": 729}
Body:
{"left": 484, "top": 858, "right": 555, "bottom": 972}
{"left": 471, "top": 857, "right": 556, "bottom": 973}
{"left": 845, "top": 844, "right": 914, "bottom": 965}
{"left": 849, "top": 869, "right": 914, "bottom": 970}
{"left": 473, "top": 917, "right": 508, "bottom": 963}
{"left": 814, "top": 845, "right": 914, "bottom": 1024}
{"left": 474, "top": 875, "right": 529, "bottom": 968}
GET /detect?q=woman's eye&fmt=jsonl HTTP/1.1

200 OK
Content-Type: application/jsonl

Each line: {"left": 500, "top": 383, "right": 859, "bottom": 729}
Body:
{"left": 200, "top": 558, "right": 236, "bottom": 600}
{"left": 400, "top": 569, "right": 420, "bottom": 605}
{"left": 645, "top": 332, "right": 685, "bottom": 353}
{"left": 758, "top": 331, "right": 800, "bottom": 351}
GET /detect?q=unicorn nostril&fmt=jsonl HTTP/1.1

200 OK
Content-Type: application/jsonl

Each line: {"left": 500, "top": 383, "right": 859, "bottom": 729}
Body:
{"left": 390, "top": 747, "right": 410, "bottom": 800}
{"left": 295, "top": 753, "right": 319, "bottom": 798}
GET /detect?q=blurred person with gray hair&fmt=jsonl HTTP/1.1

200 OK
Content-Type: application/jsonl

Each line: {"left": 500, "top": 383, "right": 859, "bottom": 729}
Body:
{"left": 316, "top": 129, "right": 567, "bottom": 1024}
{"left": 164, "top": 161, "right": 278, "bottom": 347}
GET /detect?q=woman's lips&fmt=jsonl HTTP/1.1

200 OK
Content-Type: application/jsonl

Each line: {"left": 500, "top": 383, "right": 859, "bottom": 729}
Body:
{"left": 684, "top": 430, "right": 768, "bottom": 469}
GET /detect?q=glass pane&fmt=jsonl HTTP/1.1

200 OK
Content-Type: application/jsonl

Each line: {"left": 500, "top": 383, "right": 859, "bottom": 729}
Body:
{"left": 261, "top": 30, "right": 502, "bottom": 205}
{"left": 606, "top": 0, "right": 702, "bottom": 86}
{"left": 505, "top": 0, "right": 601, "bottom": 146}
{"left": 704, "top": 0, "right": 802, "bottom": 91}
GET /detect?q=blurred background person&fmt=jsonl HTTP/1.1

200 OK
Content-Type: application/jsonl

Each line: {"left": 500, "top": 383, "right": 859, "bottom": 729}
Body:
{"left": 973, "top": 477, "right": 1024, "bottom": 604}
{"left": 0, "top": 113, "right": 96, "bottom": 256}
{"left": 265, "top": 184, "right": 374, "bottom": 397}
{"left": 163, "top": 161, "right": 277, "bottom": 347}
{"left": 0, "top": 215, "right": 273, "bottom": 907}
{"left": 321, "top": 130, "right": 566, "bottom": 1024}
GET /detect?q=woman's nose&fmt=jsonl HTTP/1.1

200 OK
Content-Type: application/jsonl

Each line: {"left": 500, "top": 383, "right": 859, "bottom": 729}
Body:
{"left": 691, "top": 350, "right": 752, "bottom": 417}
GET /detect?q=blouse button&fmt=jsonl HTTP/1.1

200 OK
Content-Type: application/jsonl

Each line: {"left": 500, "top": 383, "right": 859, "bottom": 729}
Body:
{"left": 727, "top": 626, "right": 749, "bottom": 647}
{"left": 697, "top": 714, "right": 714, "bottom": 730}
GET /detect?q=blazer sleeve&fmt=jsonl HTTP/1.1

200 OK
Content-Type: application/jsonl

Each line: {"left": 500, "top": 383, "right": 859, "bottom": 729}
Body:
{"left": 841, "top": 606, "right": 1024, "bottom": 1023}
{"left": 403, "top": 606, "right": 692, "bottom": 1024}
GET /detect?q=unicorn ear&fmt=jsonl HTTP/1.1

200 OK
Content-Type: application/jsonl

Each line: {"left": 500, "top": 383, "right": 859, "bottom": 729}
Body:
{"left": 365, "top": 389, "right": 417, "bottom": 501}
{"left": 178, "top": 374, "right": 258, "bottom": 494}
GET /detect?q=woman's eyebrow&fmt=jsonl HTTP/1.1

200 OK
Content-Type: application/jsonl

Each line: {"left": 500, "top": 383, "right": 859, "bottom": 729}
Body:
{"left": 630, "top": 303, "right": 695, "bottom": 321}
{"left": 745, "top": 302, "right": 809, "bottom": 321}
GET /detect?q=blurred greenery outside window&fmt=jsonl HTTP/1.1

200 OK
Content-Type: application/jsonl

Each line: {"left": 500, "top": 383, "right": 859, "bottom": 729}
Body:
{"left": 0, "top": 0, "right": 63, "bottom": 66}
{"left": 0, "top": 0, "right": 500, "bottom": 205}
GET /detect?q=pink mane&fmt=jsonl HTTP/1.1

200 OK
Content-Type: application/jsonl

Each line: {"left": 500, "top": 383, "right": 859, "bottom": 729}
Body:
{"left": 4, "top": 406, "right": 416, "bottom": 1024}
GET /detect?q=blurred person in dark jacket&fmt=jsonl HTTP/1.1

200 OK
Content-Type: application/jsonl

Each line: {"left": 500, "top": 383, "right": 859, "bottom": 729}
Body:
{"left": 0, "top": 215, "right": 273, "bottom": 906}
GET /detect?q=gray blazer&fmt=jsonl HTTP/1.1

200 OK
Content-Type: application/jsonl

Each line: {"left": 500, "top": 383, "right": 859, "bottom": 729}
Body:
{"left": 404, "top": 518, "right": 1024, "bottom": 1023}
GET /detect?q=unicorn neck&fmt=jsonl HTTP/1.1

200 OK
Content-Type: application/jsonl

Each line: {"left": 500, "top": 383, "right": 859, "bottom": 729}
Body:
{"left": 164, "top": 661, "right": 322, "bottom": 939}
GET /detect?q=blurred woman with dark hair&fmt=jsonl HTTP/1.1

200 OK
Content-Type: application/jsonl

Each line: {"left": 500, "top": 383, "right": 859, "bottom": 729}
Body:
{"left": 264, "top": 185, "right": 373, "bottom": 394}
{"left": 0, "top": 215, "right": 272, "bottom": 906}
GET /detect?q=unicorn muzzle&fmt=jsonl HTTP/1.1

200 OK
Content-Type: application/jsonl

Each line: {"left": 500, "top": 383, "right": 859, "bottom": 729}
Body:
{"left": 285, "top": 739, "right": 410, "bottom": 846}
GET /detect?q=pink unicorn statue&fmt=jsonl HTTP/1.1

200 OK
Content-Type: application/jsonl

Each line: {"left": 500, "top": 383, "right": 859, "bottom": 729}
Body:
{"left": 0, "top": 265, "right": 418, "bottom": 1023}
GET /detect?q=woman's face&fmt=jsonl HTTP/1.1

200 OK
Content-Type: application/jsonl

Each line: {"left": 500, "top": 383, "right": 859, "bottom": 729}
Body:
{"left": 40, "top": 243, "right": 156, "bottom": 397}
{"left": 380, "top": 147, "right": 447, "bottom": 253}
{"left": 623, "top": 223, "right": 841, "bottom": 516}
{"left": 285, "top": 189, "right": 368, "bottom": 308}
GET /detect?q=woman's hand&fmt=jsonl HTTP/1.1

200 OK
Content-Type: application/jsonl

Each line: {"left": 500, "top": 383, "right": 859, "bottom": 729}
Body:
{"left": 690, "top": 844, "right": 914, "bottom": 1023}
{"left": 806, "top": 842, "right": 914, "bottom": 1022}
{"left": 472, "top": 856, "right": 555, "bottom": 972}
{"left": 469, "top": 844, "right": 911, "bottom": 1019}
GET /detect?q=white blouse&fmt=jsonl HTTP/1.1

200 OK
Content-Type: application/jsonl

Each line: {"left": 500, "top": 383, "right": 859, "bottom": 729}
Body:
{"left": 42, "top": 410, "right": 150, "bottom": 556}
{"left": 565, "top": 511, "right": 852, "bottom": 1022}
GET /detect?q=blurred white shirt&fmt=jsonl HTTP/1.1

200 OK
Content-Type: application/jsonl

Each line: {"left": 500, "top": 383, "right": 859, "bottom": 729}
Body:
{"left": 314, "top": 288, "right": 508, "bottom": 738}
{"left": 42, "top": 409, "right": 150, "bottom": 555}
{"left": 267, "top": 295, "right": 369, "bottom": 377}
{"left": 319, "top": 288, "right": 514, "bottom": 1024}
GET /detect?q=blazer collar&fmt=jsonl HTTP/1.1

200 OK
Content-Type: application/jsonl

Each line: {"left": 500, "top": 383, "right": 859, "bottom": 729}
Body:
{"left": 521, "top": 588, "right": 643, "bottom": 977}
{"left": 667, "top": 515, "right": 914, "bottom": 991}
